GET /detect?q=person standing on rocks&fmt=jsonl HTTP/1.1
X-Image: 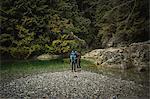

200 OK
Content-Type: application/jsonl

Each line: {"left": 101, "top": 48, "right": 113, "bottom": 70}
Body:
{"left": 70, "top": 50, "right": 77, "bottom": 72}
{"left": 75, "top": 51, "right": 81, "bottom": 71}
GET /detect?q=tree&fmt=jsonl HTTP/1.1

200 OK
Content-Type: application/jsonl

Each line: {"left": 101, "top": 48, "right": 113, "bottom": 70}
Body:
{"left": 0, "top": 0, "right": 149, "bottom": 59}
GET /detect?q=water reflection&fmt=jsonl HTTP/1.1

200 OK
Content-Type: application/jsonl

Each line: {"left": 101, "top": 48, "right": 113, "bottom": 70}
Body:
{"left": 83, "top": 65, "right": 149, "bottom": 85}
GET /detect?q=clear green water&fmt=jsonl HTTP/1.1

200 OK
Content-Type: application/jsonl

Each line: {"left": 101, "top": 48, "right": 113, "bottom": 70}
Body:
{"left": 0, "top": 59, "right": 94, "bottom": 80}
{"left": 83, "top": 64, "right": 149, "bottom": 97}
{"left": 88, "top": 65, "right": 149, "bottom": 85}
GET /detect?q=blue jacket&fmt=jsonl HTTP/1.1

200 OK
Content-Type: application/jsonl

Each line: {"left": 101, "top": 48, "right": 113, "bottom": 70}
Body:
{"left": 70, "top": 51, "right": 77, "bottom": 62}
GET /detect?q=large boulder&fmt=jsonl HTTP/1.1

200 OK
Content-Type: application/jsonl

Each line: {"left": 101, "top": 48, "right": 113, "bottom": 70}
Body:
{"left": 127, "top": 41, "right": 150, "bottom": 71}
{"left": 82, "top": 41, "right": 150, "bottom": 70}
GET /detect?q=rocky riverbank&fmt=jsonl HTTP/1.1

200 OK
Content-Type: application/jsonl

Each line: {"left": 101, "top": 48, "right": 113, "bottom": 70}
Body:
{"left": 0, "top": 71, "right": 146, "bottom": 99}
{"left": 82, "top": 41, "right": 150, "bottom": 71}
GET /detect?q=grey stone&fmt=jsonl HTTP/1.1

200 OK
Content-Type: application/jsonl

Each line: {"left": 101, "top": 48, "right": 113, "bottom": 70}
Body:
{"left": 0, "top": 71, "right": 143, "bottom": 98}
{"left": 82, "top": 41, "right": 150, "bottom": 70}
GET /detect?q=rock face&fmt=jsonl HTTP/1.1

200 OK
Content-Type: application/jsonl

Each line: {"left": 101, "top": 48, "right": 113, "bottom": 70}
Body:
{"left": 82, "top": 41, "right": 150, "bottom": 70}
{"left": 37, "top": 54, "right": 61, "bottom": 60}
{"left": 128, "top": 42, "right": 149, "bottom": 69}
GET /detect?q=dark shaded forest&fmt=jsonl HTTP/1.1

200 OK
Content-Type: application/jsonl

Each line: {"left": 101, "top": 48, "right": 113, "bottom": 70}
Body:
{"left": 0, "top": 0, "right": 149, "bottom": 59}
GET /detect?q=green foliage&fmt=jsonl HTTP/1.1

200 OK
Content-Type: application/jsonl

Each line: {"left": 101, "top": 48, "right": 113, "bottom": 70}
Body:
{"left": 48, "top": 14, "right": 75, "bottom": 33}
{"left": 7, "top": 25, "right": 40, "bottom": 59}
{"left": 0, "top": 0, "right": 149, "bottom": 59}
{"left": 52, "top": 39, "right": 76, "bottom": 53}
{"left": 94, "top": 0, "right": 149, "bottom": 47}
{"left": 45, "top": 34, "right": 80, "bottom": 54}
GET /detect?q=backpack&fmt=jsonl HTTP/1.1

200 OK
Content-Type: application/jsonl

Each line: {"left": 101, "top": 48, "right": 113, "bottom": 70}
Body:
{"left": 70, "top": 51, "right": 76, "bottom": 62}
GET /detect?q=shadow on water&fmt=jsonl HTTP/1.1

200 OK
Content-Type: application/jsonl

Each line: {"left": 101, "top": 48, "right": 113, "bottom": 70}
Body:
{"left": 84, "top": 64, "right": 149, "bottom": 85}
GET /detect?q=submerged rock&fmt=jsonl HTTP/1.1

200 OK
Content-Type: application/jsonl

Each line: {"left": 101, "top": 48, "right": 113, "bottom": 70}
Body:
{"left": 37, "top": 54, "right": 61, "bottom": 60}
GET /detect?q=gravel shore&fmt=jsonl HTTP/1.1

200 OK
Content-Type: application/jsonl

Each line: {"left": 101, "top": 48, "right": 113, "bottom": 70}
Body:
{"left": 0, "top": 71, "right": 145, "bottom": 99}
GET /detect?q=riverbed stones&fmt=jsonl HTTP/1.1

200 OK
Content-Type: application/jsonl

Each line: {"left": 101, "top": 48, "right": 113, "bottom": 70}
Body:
{"left": 0, "top": 71, "right": 143, "bottom": 98}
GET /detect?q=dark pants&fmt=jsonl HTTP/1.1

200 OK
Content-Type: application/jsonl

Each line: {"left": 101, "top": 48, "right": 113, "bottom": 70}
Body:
{"left": 71, "top": 60, "right": 76, "bottom": 71}
{"left": 77, "top": 59, "right": 81, "bottom": 68}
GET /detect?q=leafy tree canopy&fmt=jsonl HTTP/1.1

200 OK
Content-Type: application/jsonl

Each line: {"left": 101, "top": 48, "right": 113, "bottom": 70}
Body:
{"left": 0, "top": 0, "right": 149, "bottom": 59}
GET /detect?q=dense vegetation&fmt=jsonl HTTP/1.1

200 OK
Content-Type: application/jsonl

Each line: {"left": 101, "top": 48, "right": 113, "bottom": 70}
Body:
{"left": 0, "top": 0, "right": 149, "bottom": 59}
